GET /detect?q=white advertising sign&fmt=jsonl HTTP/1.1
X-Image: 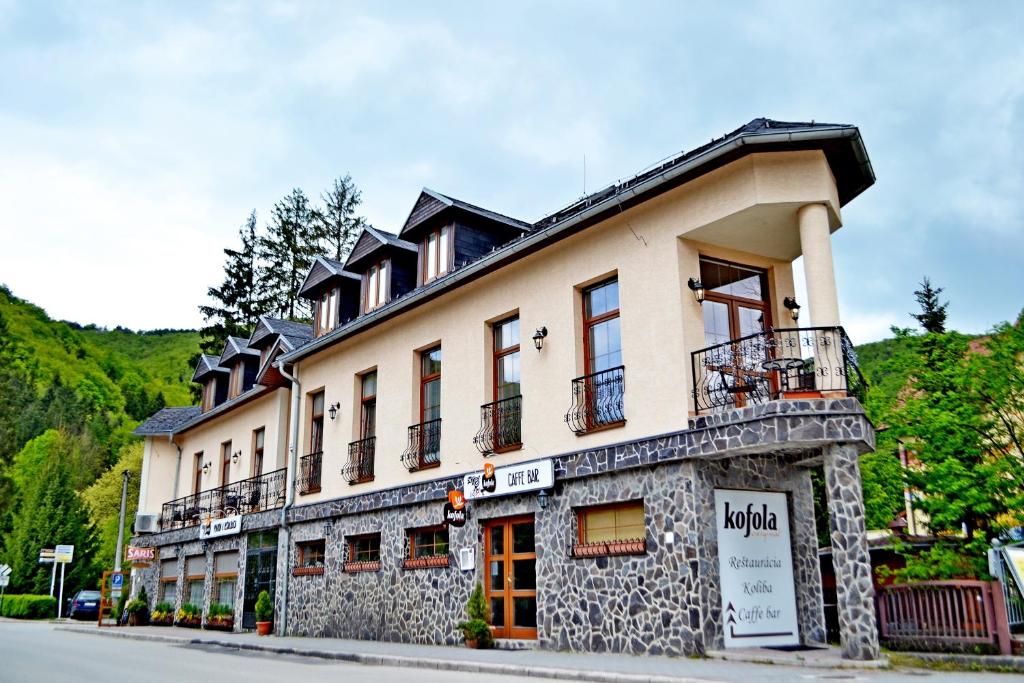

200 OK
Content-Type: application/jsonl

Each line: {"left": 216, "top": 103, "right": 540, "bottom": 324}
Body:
{"left": 715, "top": 489, "right": 799, "bottom": 648}
{"left": 54, "top": 544, "right": 75, "bottom": 563}
{"left": 199, "top": 514, "right": 242, "bottom": 540}
{"left": 1003, "top": 547, "right": 1024, "bottom": 598}
{"left": 0, "top": 575, "right": 9, "bottom": 588}
{"left": 463, "top": 459, "right": 554, "bottom": 500}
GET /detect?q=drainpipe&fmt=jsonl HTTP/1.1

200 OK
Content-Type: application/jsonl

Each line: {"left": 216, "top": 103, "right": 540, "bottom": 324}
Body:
{"left": 169, "top": 433, "right": 183, "bottom": 500}
{"left": 276, "top": 360, "right": 301, "bottom": 637}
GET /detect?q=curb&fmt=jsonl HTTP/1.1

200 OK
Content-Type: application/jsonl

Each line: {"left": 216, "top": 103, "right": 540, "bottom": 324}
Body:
{"left": 55, "top": 627, "right": 722, "bottom": 683}
{"left": 705, "top": 648, "right": 889, "bottom": 670}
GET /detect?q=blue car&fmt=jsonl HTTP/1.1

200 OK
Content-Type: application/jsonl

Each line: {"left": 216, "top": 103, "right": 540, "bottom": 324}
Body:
{"left": 68, "top": 590, "right": 102, "bottom": 620}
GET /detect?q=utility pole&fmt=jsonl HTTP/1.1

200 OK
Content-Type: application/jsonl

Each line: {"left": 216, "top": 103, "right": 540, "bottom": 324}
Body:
{"left": 114, "top": 470, "right": 130, "bottom": 573}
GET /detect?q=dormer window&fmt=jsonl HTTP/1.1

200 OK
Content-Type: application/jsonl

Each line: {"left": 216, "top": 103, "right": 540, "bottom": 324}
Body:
{"left": 228, "top": 363, "right": 244, "bottom": 399}
{"left": 422, "top": 225, "right": 451, "bottom": 284}
{"left": 364, "top": 258, "right": 389, "bottom": 313}
{"left": 315, "top": 287, "right": 340, "bottom": 337}
{"left": 201, "top": 378, "right": 218, "bottom": 412}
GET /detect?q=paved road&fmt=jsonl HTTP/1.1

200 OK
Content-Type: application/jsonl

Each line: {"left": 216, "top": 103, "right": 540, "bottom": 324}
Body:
{"left": 1, "top": 620, "right": 1022, "bottom": 683}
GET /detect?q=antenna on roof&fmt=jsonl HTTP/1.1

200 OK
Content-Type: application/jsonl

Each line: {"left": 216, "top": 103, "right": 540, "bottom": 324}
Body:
{"left": 583, "top": 154, "right": 587, "bottom": 196}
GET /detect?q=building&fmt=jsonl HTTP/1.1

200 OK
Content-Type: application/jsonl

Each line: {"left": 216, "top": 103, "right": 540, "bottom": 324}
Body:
{"left": 131, "top": 118, "right": 880, "bottom": 661}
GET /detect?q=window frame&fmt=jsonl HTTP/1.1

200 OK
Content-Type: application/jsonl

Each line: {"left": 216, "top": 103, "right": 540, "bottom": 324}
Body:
{"left": 294, "top": 539, "right": 327, "bottom": 576}
{"left": 492, "top": 316, "right": 521, "bottom": 402}
{"left": 574, "top": 500, "right": 647, "bottom": 557}
{"left": 363, "top": 258, "right": 390, "bottom": 313}
{"left": 403, "top": 525, "right": 449, "bottom": 568}
{"left": 419, "top": 346, "right": 442, "bottom": 426}
{"left": 309, "top": 390, "right": 325, "bottom": 454}
{"left": 360, "top": 371, "right": 377, "bottom": 440}
{"left": 252, "top": 427, "right": 265, "bottom": 478}
{"left": 220, "top": 440, "right": 232, "bottom": 487}
{"left": 345, "top": 532, "right": 382, "bottom": 572}
{"left": 421, "top": 224, "right": 452, "bottom": 284}
{"left": 582, "top": 277, "right": 622, "bottom": 376}
{"left": 193, "top": 452, "right": 204, "bottom": 495}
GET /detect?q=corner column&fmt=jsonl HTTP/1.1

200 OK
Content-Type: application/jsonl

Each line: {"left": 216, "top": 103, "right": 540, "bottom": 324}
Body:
{"left": 823, "top": 443, "right": 879, "bottom": 660}
{"left": 797, "top": 203, "right": 840, "bottom": 327}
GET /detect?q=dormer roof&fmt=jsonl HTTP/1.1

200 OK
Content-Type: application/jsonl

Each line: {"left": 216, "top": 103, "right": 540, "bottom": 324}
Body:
{"left": 191, "top": 354, "right": 229, "bottom": 383}
{"left": 248, "top": 316, "right": 314, "bottom": 351}
{"left": 298, "top": 256, "right": 361, "bottom": 299}
{"left": 399, "top": 188, "right": 531, "bottom": 239}
{"left": 343, "top": 227, "right": 417, "bottom": 271}
{"left": 219, "top": 336, "right": 260, "bottom": 366}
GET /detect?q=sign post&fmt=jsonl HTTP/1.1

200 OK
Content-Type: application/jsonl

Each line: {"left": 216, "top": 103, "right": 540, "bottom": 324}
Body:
{"left": 0, "top": 564, "right": 10, "bottom": 612}
{"left": 714, "top": 489, "right": 800, "bottom": 648}
{"left": 53, "top": 545, "right": 74, "bottom": 619}
{"left": 38, "top": 548, "right": 56, "bottom": 597}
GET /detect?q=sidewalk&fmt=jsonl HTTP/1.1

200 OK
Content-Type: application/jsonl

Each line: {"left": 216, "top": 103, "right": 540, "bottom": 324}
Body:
{"left": 54, "top": 623, "right": 890, "bottom": 683}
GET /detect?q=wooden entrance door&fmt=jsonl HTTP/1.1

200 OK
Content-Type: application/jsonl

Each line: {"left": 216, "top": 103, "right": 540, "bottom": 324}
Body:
{"left": 484, "top": 515, "right": 537, "bottom": 639}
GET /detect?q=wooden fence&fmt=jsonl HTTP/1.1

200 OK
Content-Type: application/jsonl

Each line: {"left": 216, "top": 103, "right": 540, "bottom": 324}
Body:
{"left": 878, "top": 580, "right": 1012, "bottom": 654}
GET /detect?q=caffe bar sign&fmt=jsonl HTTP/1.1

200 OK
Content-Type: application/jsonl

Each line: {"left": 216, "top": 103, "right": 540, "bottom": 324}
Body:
{"left": 199, "top": 514, "right": 242, "bottom": 540}
{"left": 714, "top": 488, "right": 799, "bottom": 648}
{"left": 464, "top": 459, "right": 554, "bottom": 501}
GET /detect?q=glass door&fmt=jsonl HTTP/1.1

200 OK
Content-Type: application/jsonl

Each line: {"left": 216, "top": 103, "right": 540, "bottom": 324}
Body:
{"left": 242, "top": 530, "right": 278, "bottom": 629}
{"left": 484, "top": 516, "right": 537, "bottom": 640}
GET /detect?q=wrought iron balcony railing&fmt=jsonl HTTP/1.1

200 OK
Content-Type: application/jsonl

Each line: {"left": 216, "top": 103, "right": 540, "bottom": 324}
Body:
{"left": 473, "top": 395, "right": 523, "bottom": 456}
{"left": 342, "top": 436, "right": 375, "bottom": 484}
{"left": 565, "top": 366, "right": 626, "bottom": 434}
{"left": 159, "top": 467, "right": 287, "bottom": 531}
{"left": 690, "top": 326, "right": 866, "bottom": 415}
{"left": 297, "top": 451, "right": 323, "bottom": 495}
{"left": 400, "top": 418, "right": 441, "bottom": 471}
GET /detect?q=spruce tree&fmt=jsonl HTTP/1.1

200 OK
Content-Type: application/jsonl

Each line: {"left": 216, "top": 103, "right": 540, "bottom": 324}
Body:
{"left": 312, "top": 174, "right": 367, "bottom": 261}
{"left": 199, "top": 211, "right": 265, "bottom": 354}
{"left": 259, "top": 188, "right": 318, "bottom": 320}
{"left": 911, "top": 276, "right": 948, "bottom": 334}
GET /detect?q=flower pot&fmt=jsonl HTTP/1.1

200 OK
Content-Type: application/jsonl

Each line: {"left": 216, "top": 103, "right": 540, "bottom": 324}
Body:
{"left": 464, "top": 638, "right": 479, "bottom": 649}
{"left": 256, "top": 620, "right": 273, "bottom": 636}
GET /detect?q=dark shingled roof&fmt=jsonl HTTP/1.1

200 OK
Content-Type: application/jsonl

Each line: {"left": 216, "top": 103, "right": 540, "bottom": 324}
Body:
{"left": 298, "top": 256, "right": 361, "bottom": 299}
{"left": 191, "top": 354, "right": 229, "bottom": 383}
{"left": 219, "top": 336, "right": 260, "bottom": 366}
{"left": 400, "top": 188, "right": 531, "bottom": 238}
{"left": 133, "top": 406, "right": 202, "bottom": 435}
{"left": 248, "top": 316, "right": 314, "bottom": 350}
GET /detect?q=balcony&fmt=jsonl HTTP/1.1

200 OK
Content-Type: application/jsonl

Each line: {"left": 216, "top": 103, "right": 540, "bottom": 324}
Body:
{"left": 691, "top": 326, "right": 865, "bottom": 415}
{"left": 473, "top": 395, "right": 522, "bottom": 456}
{"left": 342, "top": 437, "right": 375, "bottom": 484}
{"left": 159, "top": 467, "right": 287, "bottom": 531}
{"left": 297, "top": 451, "right": 323, "bottom": 495}
{"left": 565, "top": 366, "right": 626, "bottom": 434}
{"left": 400, "top": 418, "right": 441, "bottom": 471}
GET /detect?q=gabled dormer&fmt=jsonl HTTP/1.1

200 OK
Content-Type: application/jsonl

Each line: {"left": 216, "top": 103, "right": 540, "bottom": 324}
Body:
{"left": 297, "top": 256, "right": 361, "bottom": 337}
{"left": 192, "top": 354, "right": 230, "bottom": 412}
{"left": 249, "top": 316, "right": 313, "bottom": 385}
{"left": 398, "top": 189, "right": 531, "bottom": 286}
{"left": 343, "top": 227, "right": 418, "bottom": 315}
{"left": 219, "top": 336, "right": 261, "bottom": 399}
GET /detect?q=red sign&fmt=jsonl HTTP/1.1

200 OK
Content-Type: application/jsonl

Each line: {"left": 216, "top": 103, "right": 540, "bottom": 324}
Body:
{"left": 448, "top": 490, "right": 466, "bottom": 510}
{"left": 483, "top": 463, "right": 495, "bottom": 478}
{"left": 126, "top": 546, "right": 156, "bottom": 562}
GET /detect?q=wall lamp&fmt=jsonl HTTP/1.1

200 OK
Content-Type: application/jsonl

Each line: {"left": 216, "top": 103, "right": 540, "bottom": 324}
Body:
{"left": 783, "top": 297, "right": 801, "bottom": 322}
{"left": 532, "top": 327, "right": 548, "bottom": 351}
{"left": 537, "top": 489, "right": 550, "bottom": 509}
{"left": 328, "top": 402, "right": 341, "bottom": 421}
{"left": 231, "top": 450, "right": 242, "bottom": 464}
{"left": 201, "top": 462, "right": 211, "bottom": 475}
{"left": 687, "top": 277, "right": 705, "bottom": 304}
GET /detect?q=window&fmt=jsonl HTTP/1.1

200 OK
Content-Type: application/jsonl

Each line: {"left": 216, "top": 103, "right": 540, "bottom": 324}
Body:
{"left": 422, "top": 225, "right": 451, "bottom": 283}
{"left": 487, "top": 316, "right": 522, "bottom": 452}
{"left": 404, "top": 346, "right": 442, "bottom": 470}
{"left": 160, "top": 559, "right": 177, "bottom": 603}
{"left": 345, "top": 533, "right": 381, "bottom": 572}
{"left": 404, "top": 526, "right": 449, "bottom": 568}
{"left": 364, "top": 259, "right": 389, "bottom": 312}
{"left": 309, "top": 391, "right": 325, "bottom": 453}
{"left": 583, "top": 278, "right": 621, "bottom": 374}
{"left": 316, "top": 287, "right": 339, "bottom": 336}
{"left": 493, "top": 317, "right": 521, "bottom": 401}
{"left": 185, "top": 555, "right": 205, "bottom": 606}
{"left": 568, "top": 277, "right": 626, "bottom": 432}
{"left": 420, "top": 347, "right": 442, "bottom": 424}
{"left": 252, "top": 427, "right": 265, "bottom": 478}
{"left": 202, "top": 379, "right": 217, "bottom": 411}
{"left": 360, "top": 372, "right": 377, "bottom": 440}
{"left": 193, "top": 452, "right": 204, "bottom": 495}
{"left": 294, "top": 539, "right": 326, "bottom": 576}
{"left": 574, "top": 501, "right": 647, "bottom": 557}
{"left": 213, "top": 551, "right": 238, "bottom": 609}
{"left": 229, "top": 364, "right": 241, "bottom": 398}
{"left": 221, "top": 440, "right": 232, "bottom": 486}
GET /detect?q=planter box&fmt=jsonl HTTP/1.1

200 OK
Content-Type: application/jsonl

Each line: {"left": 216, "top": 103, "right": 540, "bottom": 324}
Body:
{"left": 150, "top": 615, "right": 174, "bottom": 627}
{"left": 175, "top": 616, "right": 202, "bottom": 629}
{"left": 204, "top": 618, "right": 234, "bottom": 632}
{"left": 292, "top": 566, "right": 325, "bottom": 576}
{"left": 344, "top": 560, "right": 381, "bottom": 573}
{"left": 572, "top": 538, "right": 646, "bottom": 558}
{"left": 402, "top": 555, "right": 449, "bottom": 569}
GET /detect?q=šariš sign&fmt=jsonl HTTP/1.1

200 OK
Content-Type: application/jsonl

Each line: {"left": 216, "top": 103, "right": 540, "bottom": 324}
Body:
{"left": 199, "top": 514, "right": 242, "bottom": 540}
{"left": 126, "top": 546, "right": 157, "bottom": 564}
{"left": 464, "top": 459, "right": 553, "bottom": 500}
{"left": 714, "top": 489, "right": 799, "bottom": 648}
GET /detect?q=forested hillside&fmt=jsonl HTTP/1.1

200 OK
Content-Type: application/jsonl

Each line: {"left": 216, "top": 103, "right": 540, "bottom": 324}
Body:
{"left": 0, "top": 285, "right": 198, "bottom": 596}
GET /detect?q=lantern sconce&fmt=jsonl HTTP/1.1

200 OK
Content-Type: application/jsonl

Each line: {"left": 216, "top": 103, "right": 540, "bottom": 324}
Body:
{"left": 328, "top": 402, "right": 341, "bottom": 421}
{"left": 687, "top": 277, "right": 705, "bottom": 304}
{"left": 783, "top": 297, "right": 801, "bottom": 322}
{"left": 537, "top": 489, "right": 550, "bottom": 509}
{"left": 532, "top": 327, "right": 548, "bottom": 352}
{"left": 231, "top": 450, "right": 241, "bottom": 464}
{"left": 201, "top": 461, "right": 211, "bottom": 475}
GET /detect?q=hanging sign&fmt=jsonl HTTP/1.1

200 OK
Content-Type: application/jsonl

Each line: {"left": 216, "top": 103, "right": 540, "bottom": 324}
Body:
{"left": 444, "top": 490, "right": 467, "bottom": 527}
{"left": 715, "top": 489, "right": 799, "bottom": 648}
{"left": 199, "top": 514, "right": 242, "bottom": 540}
{"left": 126, "top": 546, "right": 157, "bottom": 564}
{"left": 464, "top": 459, "right": 554, "bottom": 501}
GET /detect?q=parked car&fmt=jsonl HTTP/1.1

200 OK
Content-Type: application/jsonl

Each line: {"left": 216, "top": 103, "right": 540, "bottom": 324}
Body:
{"left": 68, "top": 590, "right": 102, "bottom": 620}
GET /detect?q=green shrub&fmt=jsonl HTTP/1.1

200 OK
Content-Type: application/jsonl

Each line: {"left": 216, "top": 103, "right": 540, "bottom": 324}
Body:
{"left": 457, "top": 583, "right": 493, "bottom": 648}
{"left": 0, "top": 594, "right": 57, "bottom": 619}
{"left": 207, "top": 602, "right": 232, "bottom": 618}
{"left": 466, "top": 582, "right": 490, "bottom": 621}
{"left": 254, "top": 590, "right": 273, "bottom": 622}
{"left": 125, "top": 599, "right": 148, "bottom": 615}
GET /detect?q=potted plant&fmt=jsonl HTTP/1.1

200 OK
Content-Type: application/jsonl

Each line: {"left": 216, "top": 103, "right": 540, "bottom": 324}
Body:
{"left": 151, "top": 602, "right": 174, "bottom": 626}
{"left": 175, "top": 603, "right": 202, "bottom": 628}
{"left": 205, "top": 602, "right": 234, "bottom": 631}
{"left": 126, "top": 599, "right": 149, "bottom": 626}
{"left": 456, "top": 582, "right": 493, "bottom": 649}
{"left": 254, "top": 590, "right": 273, "bottom": 636}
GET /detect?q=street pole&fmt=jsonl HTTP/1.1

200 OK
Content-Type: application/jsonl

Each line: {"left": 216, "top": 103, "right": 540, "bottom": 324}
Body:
{"left": 114, "top": 470, "right": 130, "bottom": 573}
{"left": 49, "top": 561, "right": 56, "bottom": 598}
{"left": 57, "top": 562, "right": 65, "bottom": 619}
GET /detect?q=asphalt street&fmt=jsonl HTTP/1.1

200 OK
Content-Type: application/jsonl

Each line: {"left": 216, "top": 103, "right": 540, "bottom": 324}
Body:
{"left": 1, "top": 620, "right": 1022, "bottom": 683}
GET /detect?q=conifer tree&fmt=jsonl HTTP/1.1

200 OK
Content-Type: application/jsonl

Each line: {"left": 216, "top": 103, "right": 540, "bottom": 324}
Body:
{"left": 911, "top": 276, "right": 948, "bottom": 334}
{"left": 312, "top": 174, "right": 367, "bottom": 261}
{"left": 199, "top": 211, "right": 264, "bottom": 354}
{"left": 259, "top": 188, "right": 318, "bottom": 320}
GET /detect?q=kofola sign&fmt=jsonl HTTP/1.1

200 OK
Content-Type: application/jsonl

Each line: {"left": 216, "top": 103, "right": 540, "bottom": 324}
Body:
{"left": 444, "top": 490, "right": 467, "bottom": 527}
{"left": 464, "top": 459, "right": 553, "bottom": 500}
{"left": 714, "top": 489, "right": 799, "bottom": 648}
{"left": 199, "top": 514, "right": 242, "bottom": 540}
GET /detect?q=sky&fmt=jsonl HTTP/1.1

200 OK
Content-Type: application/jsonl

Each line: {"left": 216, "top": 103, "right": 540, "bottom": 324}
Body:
{"left": 1, "top": 1, "right": 1022, "bottom": 343}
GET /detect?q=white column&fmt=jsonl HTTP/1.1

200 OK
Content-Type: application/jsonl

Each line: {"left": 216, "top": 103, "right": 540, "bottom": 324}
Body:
{"left": 798, "top": 203, "right": 840, "bottom": 327}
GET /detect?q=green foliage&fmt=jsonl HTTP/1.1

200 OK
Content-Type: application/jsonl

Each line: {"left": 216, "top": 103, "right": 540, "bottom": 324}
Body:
{"left": 911, "top": 276, "right": 949, "bottom": 334}
{"left": 878, "top": 539, "right": 989, "bottom": 582}
{"left": 456, "top": 618, "right": 494, "bottom": 647}
{"left": 0, "top": 594, "right": 57, "bottom": 619}
{"left": 259, "top": 188, "right": 318, "bottom": 320}
{"left": 126, "top": 598, "right": 148, "bottom": 615}
{"left": 153, "top": 601, "right": 173, "bottom": 614}
{"left": 466, "top": 582, "right": 489, "bottom": 622}
{"left": 313, "top": 174, "right": 367, "bottom": 261}
{"left": 254, "top": 590, "right": 273, "bottom": 622}
{"left": 177, "top": 603, "right": 200, "bottom": 617}
{"left": 81, "top": 443, "right": 142, "bottom": 577}
{"left": 207, "top": 602, "right": 233, "bottom": 617}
